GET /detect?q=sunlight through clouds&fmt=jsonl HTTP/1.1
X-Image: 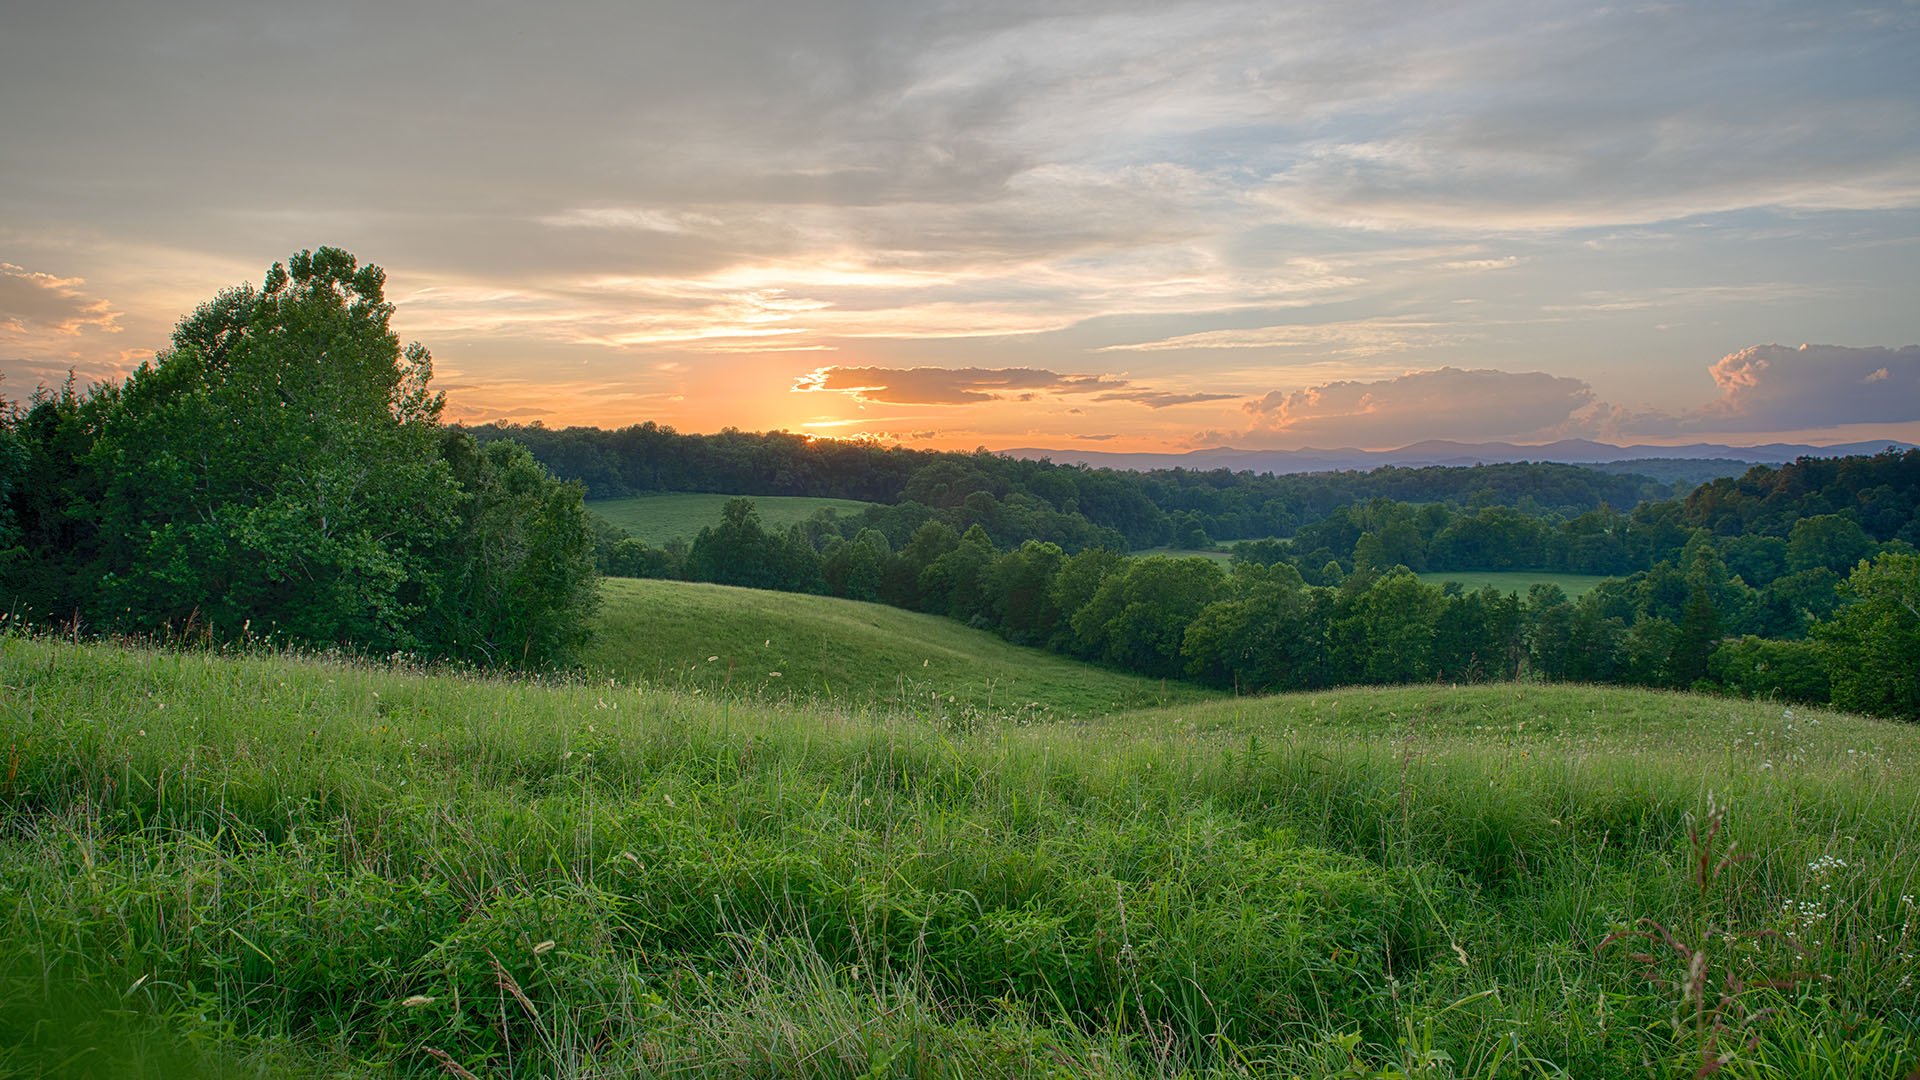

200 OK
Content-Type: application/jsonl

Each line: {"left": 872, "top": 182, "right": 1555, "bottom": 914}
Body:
{"left": 2, "top": 0, "right": 1915, "bottom": 447}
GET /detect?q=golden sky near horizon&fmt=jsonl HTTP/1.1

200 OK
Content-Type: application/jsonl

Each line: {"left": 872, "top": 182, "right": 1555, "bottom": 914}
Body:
{"left": 3, "top": 1, "right": 1917, "bottom": 453}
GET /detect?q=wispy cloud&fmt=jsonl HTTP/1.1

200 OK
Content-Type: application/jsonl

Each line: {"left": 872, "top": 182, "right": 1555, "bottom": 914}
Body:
{"left": 792, "top": 365, "right": 1128, "bottom": 405}
{"left": 1098, "top": 316, "right": 1457, "bottom": 356}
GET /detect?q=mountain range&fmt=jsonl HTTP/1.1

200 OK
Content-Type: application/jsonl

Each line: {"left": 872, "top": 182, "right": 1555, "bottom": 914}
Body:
{"left": 996, "top": 438, "right": 1917, "bottom": 477}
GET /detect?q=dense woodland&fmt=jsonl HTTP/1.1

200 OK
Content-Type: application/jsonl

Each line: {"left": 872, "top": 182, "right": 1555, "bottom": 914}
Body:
{"left": 472, "top": 423, "right": 1920, "bottom": 719}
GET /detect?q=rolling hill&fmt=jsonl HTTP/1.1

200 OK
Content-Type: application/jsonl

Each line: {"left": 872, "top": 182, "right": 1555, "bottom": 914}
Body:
{"left": 4, "top": 632, "right": 1915, "bottom": 1077}
{"left": 583, "top": 577, "right": 1217, "bottom": 719}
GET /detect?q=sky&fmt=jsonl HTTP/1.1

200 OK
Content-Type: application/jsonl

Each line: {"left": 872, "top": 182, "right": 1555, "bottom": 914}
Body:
{"left": 3, "top": 0, "right": 1918, "bottom": 453}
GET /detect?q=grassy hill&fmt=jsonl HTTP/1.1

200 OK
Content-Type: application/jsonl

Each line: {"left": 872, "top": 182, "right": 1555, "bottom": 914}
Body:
{"left": 589, "top": 493, "right": 877, "bottom": 546}
{"left": 3, "top": 633, "right": 1917, "bottom": 1077}
{"left": 584, "top": 577, "right": 1217, "bottom": 719}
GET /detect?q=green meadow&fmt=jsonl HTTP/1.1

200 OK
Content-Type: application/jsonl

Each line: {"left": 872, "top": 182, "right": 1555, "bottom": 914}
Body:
{"left": 1131, "top": 547, "right": 1236, "bottom": 565}
{"left": 1414, "top": 570, "right": 1613, "bottom": 599}
{"left": 3, "top": 625, "right": 1917, "bottom": 1079}
{"left": 583, "top": 577, "right": 1216, "bottom": 719}
{"left": 590, "top": 493, "right": 877, "bottom": 546}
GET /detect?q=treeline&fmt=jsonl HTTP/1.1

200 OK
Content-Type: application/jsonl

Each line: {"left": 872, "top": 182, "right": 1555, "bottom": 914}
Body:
{"left": 467, "top": 422, "right": 1682, "bottom": 551}
{"left": 0, "top": 249, "right": 599, "bottom": 668}
{"left": 487, "top": 418, "right": 1917, "bottom": 597}
{"left": 598, "top": 497, "right": 1919, "bottom": 719}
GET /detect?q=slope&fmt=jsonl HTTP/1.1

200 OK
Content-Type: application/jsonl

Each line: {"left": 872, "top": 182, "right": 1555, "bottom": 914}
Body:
{"left": 583, "top": 576, "right": 1219, "bottom": 720}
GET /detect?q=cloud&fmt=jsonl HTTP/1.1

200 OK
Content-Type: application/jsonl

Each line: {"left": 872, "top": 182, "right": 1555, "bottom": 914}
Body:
{"left": 1221, "top": 346, "right": 1919, "bottom": 448}
{"left": 1240, "top": 367, "right": 1597, "bottom": 446}
{"left": 1687, "top": 343, "right": 1920, "bottom": 431}
{"left": 791, "top": 364, "right": 1246, "bottom": 411}
{"left": 792, "top": 365, "right": 1128, "bottom": 405}
{"left": 0, "top": 264, "right": 120, "bottom": 338}
{"left": 1098, "top": 316, "right": 1454, "bottom": 356}
{"left": 1092, "top": 390, "right": 1239, "bottom": 409}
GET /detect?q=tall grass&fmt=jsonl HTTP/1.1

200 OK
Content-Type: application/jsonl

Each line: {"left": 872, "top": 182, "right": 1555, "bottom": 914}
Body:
{"left": 2, "top": 634, "right": 1915, "bottom": 1078}
{"left": 584, "top": 578, "right": 1217, "bottom": 718}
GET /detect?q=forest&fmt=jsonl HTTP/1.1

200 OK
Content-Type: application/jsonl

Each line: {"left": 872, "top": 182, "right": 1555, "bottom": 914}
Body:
{"left": 470, "top": 422, "right": 1920, "bottom": 719}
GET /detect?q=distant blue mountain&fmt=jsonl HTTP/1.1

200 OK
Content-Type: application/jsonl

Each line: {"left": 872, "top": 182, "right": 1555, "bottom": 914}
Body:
{"left": 996, "top": 438, "right": 1917, "bottom": 476}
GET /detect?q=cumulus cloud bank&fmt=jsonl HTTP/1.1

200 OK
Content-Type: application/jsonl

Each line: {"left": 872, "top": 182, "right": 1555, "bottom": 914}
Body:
{"left": 1224, "top": 344, "right": 1919, "bottom": 448}
{"left": 1691, "top": 344, "right": 1920, "bottom": 431}
{"left": 1239, "top": 367, "right": 1595, "bottom": 445}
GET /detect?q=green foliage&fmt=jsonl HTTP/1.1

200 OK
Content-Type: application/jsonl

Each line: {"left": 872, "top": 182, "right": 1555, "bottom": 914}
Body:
{"left": 1071, "top": 556, "right": 1227, "bottom": 678}
{"left": 1706, "top": 635, "right": 1830, "bottom": 704}
{"left": 0, "top": 248, "right": 598, "bottom": 668}
{"left": 1815, "top": 552, "right": 1920, "bottom": 720}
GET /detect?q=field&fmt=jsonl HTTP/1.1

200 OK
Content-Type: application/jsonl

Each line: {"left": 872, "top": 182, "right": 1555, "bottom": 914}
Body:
{"left": 589, "top": 493, "right": 877, "bottom": 546}
{"left": 1127, "top": 559, "right": 1618, "bottom": 600}
{"left": 1132, "top": 546, "right": 1235, "bottom": 564}
{"left": 3, "top": 628, "right": 1917, "bottom": 1079}
{"left": 583, "top": 577, "right": 1216, "bottom": 719}
{"left": 1415, "top": 570, "right": 1613, "bottom": 598}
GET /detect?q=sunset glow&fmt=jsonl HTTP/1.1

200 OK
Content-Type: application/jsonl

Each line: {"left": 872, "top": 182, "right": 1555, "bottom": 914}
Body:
{"left": 3, "top": 1, "right": 1915, "bottom": 454}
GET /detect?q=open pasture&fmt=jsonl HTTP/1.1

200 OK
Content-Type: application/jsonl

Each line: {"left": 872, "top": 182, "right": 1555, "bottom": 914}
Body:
{"left": 1415, "top": 569, "right": 1614, "bottom": 599}
{"left": 584, "top": 577, "right": 1215, "bottom": 720}
{"left": 589, "top": 493, "right": 877, "bottom": 546}
{"left": 3, "top": 632, "right": 1916, "bottom": 1078}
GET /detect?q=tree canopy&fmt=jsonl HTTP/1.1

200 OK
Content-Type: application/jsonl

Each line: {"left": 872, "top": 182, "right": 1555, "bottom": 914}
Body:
{"left": 0, "top": 248, "right": 598, "bottom": 668}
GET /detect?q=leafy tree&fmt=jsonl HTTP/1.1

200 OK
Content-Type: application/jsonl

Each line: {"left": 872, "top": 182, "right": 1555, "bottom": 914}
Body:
{"left": 987, "top": 540, "right": 1065, "bottom": 646}
{"left": 86, "top": 249, "right": 462, "bottom": 648}
{"left": 1619, "top": 617, "right": 1680, "bottom": 688}
{"left": 1787, "top": 514, "right": 1875, "bottom": 575}
{"left": 0, "top": 392, "right": 24, "bottom": 580}
{"left": 423, "top": 434, "right": 599, "bottom": 666}
{"left": 1707, "top": 636, "right": 1829, "bottom": 705}
{"left": 1071, "top": 555, "right": 1224, "bottom": 678}
{"left": 1815, "top": 553, "right": 1920, "bottom": 720}
{"left": 1182, "top": 561, "right": 1323, "bottom": 691}
{"left": 1327, "top": 569, "right": 1445, "bottom": 684}
{"left": 1, "top": 248, "right": 599, "bottom": 667}
{"left": 1047, "top": 547, "right": 1126, "bottom": 657}
{"left": 920, "top": 524, "right": 997, "bottom": 623}
{"left": 1433, "top": 585, "right": 1522, "bottom": 682}
{"left": 685, "top": 498, "right": 821, "bottom": 593}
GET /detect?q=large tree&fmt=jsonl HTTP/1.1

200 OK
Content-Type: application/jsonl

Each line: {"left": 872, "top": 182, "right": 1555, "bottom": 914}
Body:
{"left": 2, "top": 248, "right": 598, "bottom": 667}
{"left": 1816, "top": 553, "right": 1920, "bottom": 720}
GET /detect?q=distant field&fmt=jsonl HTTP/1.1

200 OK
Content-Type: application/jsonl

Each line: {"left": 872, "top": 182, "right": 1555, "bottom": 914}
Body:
{"left": 590, "top": 493, "right": 877, "bottom": 546}
{"left": 585, "top": 577, "right": 1217, "bottom": 719}
{"left": 1416, "top": 569, "right": 1613, "bottom": 598}
{"left": 1132, "top": 546, "right": 1234, "bottom": 564}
